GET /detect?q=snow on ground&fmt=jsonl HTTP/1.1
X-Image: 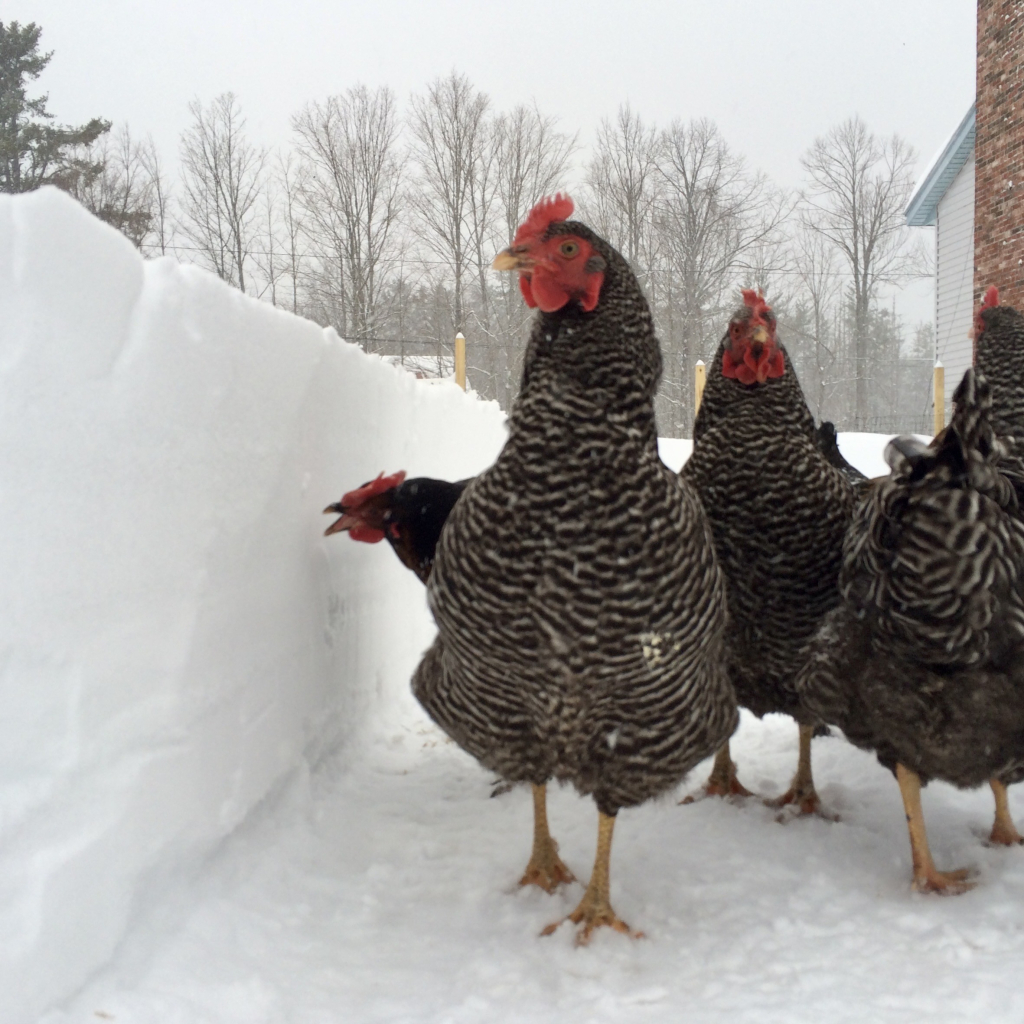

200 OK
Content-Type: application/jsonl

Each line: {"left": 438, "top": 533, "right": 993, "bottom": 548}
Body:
{"left": 8, "top": 192, "right": 1022, "bottom": 1024}
{"left": 41, "top": 717, "right": 1024, "bottom": 1024}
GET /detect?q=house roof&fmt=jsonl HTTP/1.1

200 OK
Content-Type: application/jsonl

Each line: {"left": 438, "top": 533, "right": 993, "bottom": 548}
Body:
{"left": 905, "top": 104, "right": 976, "bottom": 226}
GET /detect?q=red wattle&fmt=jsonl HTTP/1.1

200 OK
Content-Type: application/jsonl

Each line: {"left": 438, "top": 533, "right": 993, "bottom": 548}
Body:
{"left": 722, "top": 345, "right": 784, "bottom": 385}
{"left": 349, "top": 525, "right": 385, "bottom": 544}
{"left": 580, "top": 273, "right": 604, "bottom": 312}
{"left": 519, "top": 274, "right": 537, "bottom": 308}
{"left": 529, "top": 269, "right": 572, "bottom": 312}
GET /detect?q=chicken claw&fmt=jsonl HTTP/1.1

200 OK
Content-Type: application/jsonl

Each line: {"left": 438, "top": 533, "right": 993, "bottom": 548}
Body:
{"left": 988, "top": 779, "right": 1024, "bottom": 846}
{"left": 541, "top": 890, "right": 642, "bottom": 946}
{"left": 541, "top": 812, "right": 643, "bottom": 945}
{"left": 680, "top": 742, "right": 753, "bottom": 803}
{"left": 912, "top": 866, "right": 976, "bottom": 896}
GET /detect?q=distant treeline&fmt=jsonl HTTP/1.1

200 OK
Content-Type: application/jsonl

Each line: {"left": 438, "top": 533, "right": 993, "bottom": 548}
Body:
{"left": 1, "top": 22, "right": 933, "bottom": 434}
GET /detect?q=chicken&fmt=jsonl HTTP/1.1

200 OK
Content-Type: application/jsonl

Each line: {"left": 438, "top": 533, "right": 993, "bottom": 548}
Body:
{"left": 974, "top": 286, "right": 1024, "bottom": 445}
{"left": 966, "top": 286, "right": 1024, "bottom": 844}
{"left": 324, "top": 470, "right": 575, "bottom": 890}
{"left": 324, "top": 471, "right": 469, "bottom": 583}
{"left": 797, "top": 368, "right": 1024, "bottom": 891}
{"left": 681, "top": 291, "right": 856, "bottom": 813}
{"left": 412, "top": 194, "right": 737, "bottom": 942}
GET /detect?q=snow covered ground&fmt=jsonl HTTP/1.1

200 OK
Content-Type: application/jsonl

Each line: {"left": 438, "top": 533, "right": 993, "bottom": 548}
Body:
{"left": 42, "top": 716, "right": 1024, "bottom": 1024}
{"left": 6, "top": 192, "right": 1023, "bottom": 1024}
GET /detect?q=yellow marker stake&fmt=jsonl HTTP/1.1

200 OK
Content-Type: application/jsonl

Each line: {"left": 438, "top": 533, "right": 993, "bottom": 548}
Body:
{"left": 455, "top": 332, "right": 466, "bottom": 391}
{"left": 694, "top": 360, "right": 706, "bottom": 419}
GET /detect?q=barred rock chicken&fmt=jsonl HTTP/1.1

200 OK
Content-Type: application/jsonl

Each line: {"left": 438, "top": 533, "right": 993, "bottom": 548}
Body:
{"left": 969, "top": 286, "right": 1024, "bottom": 844}
{"left": 797, "top": 368, "right": 1024, "bottom": 891}
{"left": 681, "top": 291, "right": 856, "bottom": 812}
{"left": 412, "top": 194, "right": 737, "bottom": 942}
{"left": 974, "top": 286, "right": 1024, "bottom": 444}
{"left": 325, "top": 471, "right": 575, "bottom": 886}
{"left": 324, "top": 471, "right": 469, "bottom": 583}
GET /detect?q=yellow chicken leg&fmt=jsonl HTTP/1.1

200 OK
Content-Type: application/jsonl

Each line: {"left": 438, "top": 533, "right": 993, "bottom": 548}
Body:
{"left": 519, "top": 784, "right": 576, "bottom": 892}
{"left": 988, "top": 778, "right": 1024, "bottom": 846}
{"left": 896, "top": 763, "right": 974, "bottom": 894}
{"left": 541, "top": 811, "right": 642, "bottom": 945}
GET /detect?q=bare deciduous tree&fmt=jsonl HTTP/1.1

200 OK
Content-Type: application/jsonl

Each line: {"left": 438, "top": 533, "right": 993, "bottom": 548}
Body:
{"left": 583, "top": 104, "right": 660, "bottom": 281}
{"left": 657, "top": 118, "right": 788, "bottom": 363}
{"left": 178, "top": 93, "right": 266, "bottom": 292}
{"left": 409, "top": 73, "right": 491, "bottom": 340}
{"left": 791, "top": 216, "right": 842, "bottom": 419}
{"left": 493, "top": 104, "right": 577, "bottom": 246}
{"left": 61, "top": 124, "right": 158, "bottom": 248}
{"left": 800, "top": 116, "right": 924, "bottom": 425}
{"left": 138, "top": 136, "right": 171, "bottom": 255}
{"left": 275, "top": 152, "right": 305, "bottom": 315}
{"left": 485, "top": 104, "right": 577, "bottom": 406}
{"left": 293, "top": 85, "right": 403, "bottom": 341}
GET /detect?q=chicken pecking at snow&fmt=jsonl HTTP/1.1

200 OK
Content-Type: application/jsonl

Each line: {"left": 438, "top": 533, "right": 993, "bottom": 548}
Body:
{"left": 796, "top": 367, "right": 1024, "bottom": 891}
{"left": 681, "top": 291, "right": 857, "bottom": 813}
{"left": 412, "top": 195, "right": 737, "bottom": 942}
{"left": 324, "top": 471, "right": 469, "bottom": 584}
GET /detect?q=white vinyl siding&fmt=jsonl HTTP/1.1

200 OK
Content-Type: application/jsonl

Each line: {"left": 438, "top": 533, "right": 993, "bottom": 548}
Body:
{"left": 935, "top": 151, "right": 975, "bottom": 419}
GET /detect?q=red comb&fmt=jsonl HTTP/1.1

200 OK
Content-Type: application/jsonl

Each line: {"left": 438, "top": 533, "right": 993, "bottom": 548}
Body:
{"left": 513, "top": 194, "right": 575, "bottom": 246}
{"left": 741, "top": 289, "right": 772, "bottom": 323}
{"left": 980, "top": 285, "right": 999, "bottom": 311}
{"left": 340, "top": 470, "right": 406, "bottom": 510}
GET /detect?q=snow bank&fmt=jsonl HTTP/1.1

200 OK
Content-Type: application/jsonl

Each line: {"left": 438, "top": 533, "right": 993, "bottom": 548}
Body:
{"left": 0, "top": 189, "right": 507, "bottom": 1024}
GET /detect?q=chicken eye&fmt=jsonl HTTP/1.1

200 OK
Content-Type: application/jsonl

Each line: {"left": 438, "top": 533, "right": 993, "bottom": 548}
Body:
{"left": 559, "top": 241, "right": 580, "bottom": 258}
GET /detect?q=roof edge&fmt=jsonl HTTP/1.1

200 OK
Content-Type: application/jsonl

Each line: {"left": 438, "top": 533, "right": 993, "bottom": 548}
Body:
{"left": 905, "top": 104, "right": 976, "bottom": 227}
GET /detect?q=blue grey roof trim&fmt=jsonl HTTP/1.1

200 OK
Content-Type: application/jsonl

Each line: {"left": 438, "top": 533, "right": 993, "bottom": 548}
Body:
{"left": 905, "top": 104, "right": 976, "bottom": 226}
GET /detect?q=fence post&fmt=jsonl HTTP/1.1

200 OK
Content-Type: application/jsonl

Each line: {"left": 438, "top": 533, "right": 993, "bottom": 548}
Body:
{"left": 455, "top": 332, "right": 466, "bottom": 391}
{"left": 933, "top": 360, "right": 944, "bottom": 437}
{"left": 694, "top": 360, "right": 706, "bottom": 419}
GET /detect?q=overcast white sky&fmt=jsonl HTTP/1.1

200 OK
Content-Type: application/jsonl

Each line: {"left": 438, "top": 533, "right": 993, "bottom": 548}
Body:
{"left": 8, "top": 0, "right": 978, "bottom": 323}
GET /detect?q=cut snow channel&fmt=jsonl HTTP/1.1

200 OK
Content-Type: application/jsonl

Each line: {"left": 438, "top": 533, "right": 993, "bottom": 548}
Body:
{"left": 10, "top": 190, "right": 1004, "bottom": 1024}
{"left": 0, "top": 189, "right": 507, "bottom": 1024}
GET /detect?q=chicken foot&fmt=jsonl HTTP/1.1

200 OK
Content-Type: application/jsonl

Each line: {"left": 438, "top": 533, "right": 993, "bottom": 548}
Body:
{"left": 680, "top": 741, "right": 753, "bottom": 803}
{"left": 541, "top": 812, "right": 642, "bottom": 945}
{"left": 988, "top": 778, "right": 1024, "bottom": 846}
{"left": 519, "top": 784, "right": 576, "bottom": 892}
{"left": 771, "top": 724, "right": 828, "bottom": 816}
{"left": 896, "top": 763, "right": 975, "bottom": 894}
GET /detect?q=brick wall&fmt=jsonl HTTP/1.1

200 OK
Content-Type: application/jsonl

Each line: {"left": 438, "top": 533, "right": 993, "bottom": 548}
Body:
{"left": 975, "top": 0, "right": 1024, "bottom": 308}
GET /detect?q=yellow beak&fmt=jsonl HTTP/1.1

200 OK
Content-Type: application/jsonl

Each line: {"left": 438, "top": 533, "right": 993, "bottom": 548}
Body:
{"left": 750, "top": 325, "right": 769, "bottom": 345}
{"left": 492, "top": 247, "right": 531, "bottom": 271}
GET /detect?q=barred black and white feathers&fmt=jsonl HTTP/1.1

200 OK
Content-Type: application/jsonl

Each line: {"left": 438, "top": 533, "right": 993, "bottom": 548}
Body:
{"left": 974, "top": 290, "right": 1024, "bottom": 445}
{"left": 797, "top": 368, "right": 1024, "bottom": 787}
{"left": 413, "top": 218, "right": 737, "bottom": 817}
{"left": 682, "top": 310, "right": 856, "bottom": 723}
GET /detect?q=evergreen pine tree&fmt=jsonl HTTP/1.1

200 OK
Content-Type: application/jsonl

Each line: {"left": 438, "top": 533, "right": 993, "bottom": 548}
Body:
{"left": 0, "top": 21, "right": 109, "bottom": 193}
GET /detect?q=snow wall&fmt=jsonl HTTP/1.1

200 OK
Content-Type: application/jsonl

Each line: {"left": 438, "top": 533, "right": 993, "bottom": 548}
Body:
{"left": 0, "top": 189, "right": 508, "bottom": 1024}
